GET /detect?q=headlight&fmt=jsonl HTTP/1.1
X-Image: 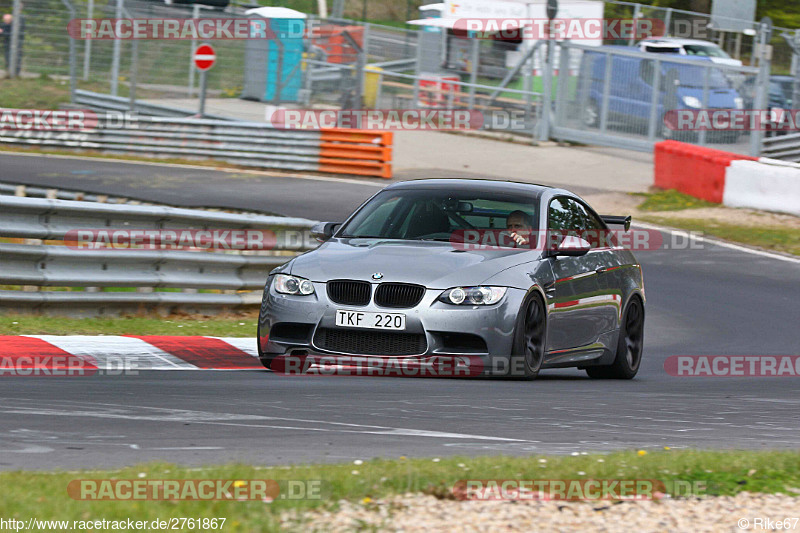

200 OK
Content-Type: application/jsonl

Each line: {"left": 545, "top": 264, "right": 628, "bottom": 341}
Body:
{"left": 734, "top": 97, "right": 744, "bottom": 109}
{"left": 439, "top": 286, "right": 507, "bottom": 305}
{"left": 274, "top": 274, "right": 315, "bottom": 295}
{"left": 681, "top": 96, "right": 702, "bottom": 109}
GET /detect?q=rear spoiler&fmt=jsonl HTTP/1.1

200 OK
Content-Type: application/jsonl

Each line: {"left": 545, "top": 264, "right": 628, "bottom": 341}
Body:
{"left": 600, "top": 215, "right": 632, "bottom": 231}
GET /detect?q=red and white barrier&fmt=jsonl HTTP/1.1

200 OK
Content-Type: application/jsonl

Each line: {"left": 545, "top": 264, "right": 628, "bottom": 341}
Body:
{"left": 0, "top": 335, "right": 262, "bottom": 372}
{"left": 724, "top": 158, "right": 800, "bottom": 217}
{"left": 654, "top": 141, "right": 800, "bottom": 216}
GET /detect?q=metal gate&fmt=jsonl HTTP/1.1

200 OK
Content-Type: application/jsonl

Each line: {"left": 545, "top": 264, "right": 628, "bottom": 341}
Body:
{"left": 550, "top": 41, "right": 765, "bottom": 156}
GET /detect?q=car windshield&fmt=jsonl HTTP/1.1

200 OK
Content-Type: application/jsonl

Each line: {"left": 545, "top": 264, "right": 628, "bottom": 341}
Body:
{"left": 683, "top": 44, "right": 731, "bottom": 59}
{"left": 661, "top": 61, "right": 731, "bottom": 89}
{"left": 338, "top": 189, "right": 539, "bottom": 243}
{"left": 645, "top": 45, "right": 681, "bottom": 54}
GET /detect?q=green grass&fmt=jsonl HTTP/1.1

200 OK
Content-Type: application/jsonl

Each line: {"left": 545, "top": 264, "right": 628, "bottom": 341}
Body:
{"left": 0, "top": 450, "right": 798, "bottom": 531}
{"left": 0, "top": 75, "right": 159, "bottom": 109}
{"left": 0, "top": 312, "right": 258, "bottom": 336}
{"left": 639, "top": 215, "right": 800, "bottom": 256}
{"left": 634, "top": 190, "right": 719, "bottom": 212}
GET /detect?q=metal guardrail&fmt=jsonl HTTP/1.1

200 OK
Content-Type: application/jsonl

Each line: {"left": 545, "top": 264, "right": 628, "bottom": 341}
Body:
{"left": 0, "top": 196, "right": 319, "bottom": 314}
{"left": 761, "top": 133, "right": 800, "bottom": 162}
{"left": 0, "top": 104, "right": 394, "bottom": 178}
{"left": 73, "top": 90, "right": 236, "bottom": 121}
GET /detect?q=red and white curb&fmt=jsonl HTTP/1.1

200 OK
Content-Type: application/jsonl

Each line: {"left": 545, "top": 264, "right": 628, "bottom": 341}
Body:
{"left": 0, "top": 335, "right": 262, "bottom": 371}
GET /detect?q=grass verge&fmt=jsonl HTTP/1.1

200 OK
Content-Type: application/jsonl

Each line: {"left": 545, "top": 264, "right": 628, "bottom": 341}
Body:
{"left": 632, "top": 190, "right": 800, "bottom": 257}
{"left": 0, "top": 450, "right": 798, "bottom": 532}
{"left": 639, "top": 215, "right": 800, "bottom": 257}
{"left": 634, "top": 190, "right": 719, "bottom": 212}
{"left": 0, "top": 312, "right": 258, "bottom": 336}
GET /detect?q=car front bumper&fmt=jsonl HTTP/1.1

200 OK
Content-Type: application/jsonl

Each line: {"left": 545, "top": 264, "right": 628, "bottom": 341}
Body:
{"left": 258, "top": 280, "right": 528, "bottom": 372}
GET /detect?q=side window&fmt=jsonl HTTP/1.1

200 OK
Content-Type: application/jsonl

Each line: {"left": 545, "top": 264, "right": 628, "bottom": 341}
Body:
{"left": 548, "top": 197, "right": 584, "bottom": 232}
{"left": 548, "top": 197, "right": 609, "bottom": 248}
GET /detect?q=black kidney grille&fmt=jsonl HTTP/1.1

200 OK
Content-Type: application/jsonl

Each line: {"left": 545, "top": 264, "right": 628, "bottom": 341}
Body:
{"left": 327, "top": 280, "right": 371, "bottom": 306}
{"left": 374, "top": 283, "right": 426, "bottom": 308}
{"left": 314, "top": 328, "right": 427, "bottom": 356}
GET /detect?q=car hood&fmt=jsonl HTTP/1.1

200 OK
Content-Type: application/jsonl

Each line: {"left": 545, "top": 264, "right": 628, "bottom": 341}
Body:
{"left": 289, "top": 238, "right": 541, "bottom": 289}
{"left": 709, "top": 57, "right": 743, "bottom": 67}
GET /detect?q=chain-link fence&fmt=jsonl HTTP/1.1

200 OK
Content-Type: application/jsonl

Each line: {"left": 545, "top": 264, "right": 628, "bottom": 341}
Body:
{"left": 2, "top": 0, "right": 798, "bottom": 154}
{"left": 551, "top": 41, "right": 765, "bottom": 155}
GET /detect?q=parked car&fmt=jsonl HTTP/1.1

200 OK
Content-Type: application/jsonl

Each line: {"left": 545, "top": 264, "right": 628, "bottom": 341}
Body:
{"left": 578, "top": 46, "right": 743, "bottom": 141}
{"left": 739, "top": 75, "right": 795, "bottom": 136}
{"left": 637, "top": 38, "right": 742, "bottom": 67}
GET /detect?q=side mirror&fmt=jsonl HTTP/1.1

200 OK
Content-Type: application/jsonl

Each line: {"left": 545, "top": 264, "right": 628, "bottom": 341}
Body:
{"left": 554, "top": 235, "right": 591, "bottom": 257}
{"left": 310, "top": 222, "right": 340, "bottom": 242}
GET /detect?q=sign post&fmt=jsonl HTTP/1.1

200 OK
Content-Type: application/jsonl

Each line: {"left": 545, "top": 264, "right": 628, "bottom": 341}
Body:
{"left": 193, "top": 44, "right": 216, "bottom": 117}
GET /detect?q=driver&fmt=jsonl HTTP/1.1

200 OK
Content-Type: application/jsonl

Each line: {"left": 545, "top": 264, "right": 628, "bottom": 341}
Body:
{"left": 505, "top": 210, "right": 534, "bottom": 247}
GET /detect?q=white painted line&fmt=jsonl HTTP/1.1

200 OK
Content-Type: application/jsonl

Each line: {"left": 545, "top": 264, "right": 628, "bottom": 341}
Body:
{"left": 3, "top": 400, "right": 531, "bottom": 442}
{"left": 634, "top": 221, "right": 800, "bottom": 265}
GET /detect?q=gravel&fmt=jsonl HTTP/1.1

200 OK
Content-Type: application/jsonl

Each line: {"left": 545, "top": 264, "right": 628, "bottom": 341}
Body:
{"left": 281, "top": 492, "right": 800, "bottom": 532}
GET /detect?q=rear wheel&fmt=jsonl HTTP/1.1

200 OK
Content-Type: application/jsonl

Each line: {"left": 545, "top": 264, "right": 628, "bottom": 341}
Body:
{"left": 509, "top": 293, "right": 546, "bottom": 380}
{"left": 586, "top": 296, "right": 644, "bottom": 379}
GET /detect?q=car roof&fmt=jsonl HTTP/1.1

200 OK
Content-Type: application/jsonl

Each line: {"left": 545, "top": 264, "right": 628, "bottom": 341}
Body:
{"left": 640, "top": 38, "right": 721, "bottom": 46}
{"left": 384, "top": 178, "right": 556, "bottom": 199}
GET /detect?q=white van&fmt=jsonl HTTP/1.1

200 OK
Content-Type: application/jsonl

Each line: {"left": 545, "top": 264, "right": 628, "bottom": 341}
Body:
{"left": 637, "top": 38, "right": 743, "bottom": 67}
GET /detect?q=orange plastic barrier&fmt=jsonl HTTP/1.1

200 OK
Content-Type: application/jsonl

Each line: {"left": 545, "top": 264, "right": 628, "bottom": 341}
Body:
{"left": 318, "top": 130, "right": 393, "bottom": 179}
{"left": 311, "top": 26, "right": 364, "bottom": 64}
{"left": 654, "top": 141, "right": 757, "bottom": 203}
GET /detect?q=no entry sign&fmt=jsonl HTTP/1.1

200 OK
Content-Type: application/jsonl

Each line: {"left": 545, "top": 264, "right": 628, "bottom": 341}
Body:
{"left": 193, "top": 44, "right": 216, "bottom": 71}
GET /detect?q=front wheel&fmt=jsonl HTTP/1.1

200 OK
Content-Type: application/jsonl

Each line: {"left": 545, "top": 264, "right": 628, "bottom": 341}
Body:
{"left": 586, "top": 296, "right": 644, "bottom": 379}
{"left": 508, "top": 293, "right": 547, "bottom": 380}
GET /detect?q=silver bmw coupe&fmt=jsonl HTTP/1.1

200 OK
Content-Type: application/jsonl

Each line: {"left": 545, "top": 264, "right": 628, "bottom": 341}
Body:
{"left": 258, "top": 179, "right": 645, "bottom": 379}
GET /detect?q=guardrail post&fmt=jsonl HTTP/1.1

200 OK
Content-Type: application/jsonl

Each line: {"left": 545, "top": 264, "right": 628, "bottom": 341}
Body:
{"left": 83, "top": 0, "right": 93, "bottom": 81}
{"left": 110, "top": 0, "right": 123, "bottom": 96}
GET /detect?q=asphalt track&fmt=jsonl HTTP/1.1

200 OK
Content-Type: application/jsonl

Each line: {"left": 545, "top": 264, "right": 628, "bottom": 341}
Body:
{"left": 1, "top": 153, "right": 799, "bottom": 470}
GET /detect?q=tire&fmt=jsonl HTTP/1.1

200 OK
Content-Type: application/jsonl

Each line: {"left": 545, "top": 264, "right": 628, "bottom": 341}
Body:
{"left": 508, "top": 293, "right": 547, "bottom": 380}
{"left": 256, "top": 323, "right": 275, "bottom": 370}
{"left": 586, "top": 296, "right": 644, "bottom": 380}
{"left": 583, "top": 100, "right": 599, "bottom": 128}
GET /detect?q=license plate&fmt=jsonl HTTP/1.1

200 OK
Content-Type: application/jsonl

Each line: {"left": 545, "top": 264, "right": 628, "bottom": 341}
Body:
{"left": 335, "top": 310, "right": 406, "bottom": 330}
